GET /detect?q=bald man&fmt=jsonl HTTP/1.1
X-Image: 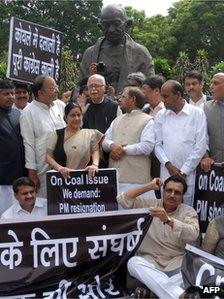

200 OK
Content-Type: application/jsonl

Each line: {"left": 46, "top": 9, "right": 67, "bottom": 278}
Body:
{"left": 201, "top": 73, "right": 224, "bottom": 171}
{"left": 154, "top": 80, "right": 207, "bottom": 206}
{"left": 83, "top": 74, "right": 121, "bottom": 134}
{"left": 20, "top": 75, "right": 65, "bottom": 198}
{"left": 80, "top": 4, "right": 154, "bottom": 94}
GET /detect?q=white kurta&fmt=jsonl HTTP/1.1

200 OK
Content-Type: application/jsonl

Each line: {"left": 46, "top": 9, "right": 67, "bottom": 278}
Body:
{"left": 154, "top": 102, "right": 207, "bottom": 206}
{"left": 20, "top": 100, "right": 66, "bottom": 197}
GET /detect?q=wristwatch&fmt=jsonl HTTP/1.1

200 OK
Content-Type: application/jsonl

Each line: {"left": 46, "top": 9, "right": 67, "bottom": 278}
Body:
{"left": 164, "top": 216, "right": 172, "bottom": 225}
{"left": 180, "top": 171, "right": 186, "bottom": 178}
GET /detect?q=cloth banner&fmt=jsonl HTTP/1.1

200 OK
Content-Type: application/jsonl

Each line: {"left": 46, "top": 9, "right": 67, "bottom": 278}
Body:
{"left": 0, "top": 208, "right": 151, "bottom": 298}
{"left": 193, "top": 165, "right": 224, "bottom": 233}
{"left": 181, "top": 244, "right": 224, "bottom": 297}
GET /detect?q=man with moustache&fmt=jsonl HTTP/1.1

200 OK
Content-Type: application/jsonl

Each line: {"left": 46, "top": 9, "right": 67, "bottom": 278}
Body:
{"left": 184, "top": 71, "right": 211, "bottom": 108}
{"left": 0, "top": 79, "right": 26, "bottom": 216}
{"left": 201, "top": 72, "right": 224, "bottom": 171}
{"left": 154, "top": 80, "right": 207, "bottom": 206}
{"left": 1, "top": 177, "right": 47, "bottom": 219}
{"left": 102, "top": 86, "right": 154, "bottom": 193}
{"left": 117, "top": 176, "right": 199, "bottom": 299}
{"left": 13, "top": 82, "right": 30, "bottom": 111}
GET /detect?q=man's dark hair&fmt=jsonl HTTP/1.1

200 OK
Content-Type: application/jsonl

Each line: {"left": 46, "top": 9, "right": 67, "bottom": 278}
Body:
{"left": 13, "top": 177, "right": 35, "bottom": 193}
{"left": 164, "top": 80, "right": 184, "bottom": 98}
{"left": 144, "top": 75, "right": 165, "bottom": 91}
{"left": 31, "top": 75, "right": 48, "bottom": 97}
{"left": 127, "top": 72, "right": 146, "bottom": 87}
{"left": 0, "top": 79, "right": 14, "bottom": 90}
{"left": 126, "top": 86, "right": 145, "bottom": 109}
{"left": 184, "top": 70, "right": 203, "bottom": 83}
{"left": 163, "top": 175, "right": 187, "bottom": 195}
{"left": 14, "top": 81, "right": 30, "bottom": 92}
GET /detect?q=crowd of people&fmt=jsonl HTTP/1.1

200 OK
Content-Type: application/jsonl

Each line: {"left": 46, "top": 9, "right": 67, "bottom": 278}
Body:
{"left": 0, "top": 3, "right": 224, "bottom": 297}
{"left": 0, "top": 69, "right": 224, "bottom": 298}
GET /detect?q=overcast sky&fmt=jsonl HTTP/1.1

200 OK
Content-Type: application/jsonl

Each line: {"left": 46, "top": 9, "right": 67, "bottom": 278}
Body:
{"left": 103, "top": 0, "right": 178, "bottom": 17}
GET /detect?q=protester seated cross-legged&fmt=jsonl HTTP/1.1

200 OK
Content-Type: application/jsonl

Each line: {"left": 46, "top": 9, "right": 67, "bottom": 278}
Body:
{"left": 117, "top": 176, "right": 199, "bottom": 299}
{"left": 1, "top": 177, "right": 47, "bottom": 220}
{"left": 46, "top": 102, "right": 103, "bottom": 178}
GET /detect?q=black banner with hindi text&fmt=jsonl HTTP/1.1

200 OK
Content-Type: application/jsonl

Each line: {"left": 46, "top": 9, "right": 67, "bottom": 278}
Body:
{"left": 0, "top": 209, "right": 151, "bottom": 298}
{"left": 7, "top": 17, "right": 63, "bottom": 84}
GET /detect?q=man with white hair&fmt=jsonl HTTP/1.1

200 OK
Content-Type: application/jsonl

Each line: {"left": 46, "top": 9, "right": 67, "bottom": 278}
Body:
{"left": 83, "top": 74, "right": 121, "bottom": 134}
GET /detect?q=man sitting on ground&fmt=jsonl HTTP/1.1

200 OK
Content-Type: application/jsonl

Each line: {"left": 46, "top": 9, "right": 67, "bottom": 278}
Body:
{"left": 1, "top": 177, "right": 47, "bottom": 220}
{"left": 117, "top": 176, "right": 199, "bottom": 299}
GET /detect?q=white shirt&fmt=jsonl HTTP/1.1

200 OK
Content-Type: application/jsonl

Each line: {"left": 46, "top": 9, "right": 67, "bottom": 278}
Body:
{"left": 20, "top": 99, "right": 66, "bottom": 175}
{"left": 189, "top": 94, "right": 206, "bottom": 108}
{"left": 12, "top": 102, "right": 30, "bottom": 112}
{"left": 1, "top": 197, "right": 47, "bottom": 220}
{"left": 154, "top": 102, "right": 207, "bottom": 182}
{"left": 102, "top": 110, "right": 155, "bottom": 155}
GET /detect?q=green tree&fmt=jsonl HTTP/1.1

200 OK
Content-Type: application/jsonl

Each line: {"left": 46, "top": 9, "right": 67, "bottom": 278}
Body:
{"left": 0, "top": 0, "right": 102, "bottom": 59}
{"left": 154, "top": 57, "right": 172, "bottom": 79}
{"left": 125, "top": 7, "right": 176, "bottom": 61}
{"left": 59, "top": 48, "right": 78, "bottom": 94}
{"left": 172, "top": 51, "right": 193, "bottom": 84}
{"left": 168, "top": 0, "right": 224, "bottom": 65}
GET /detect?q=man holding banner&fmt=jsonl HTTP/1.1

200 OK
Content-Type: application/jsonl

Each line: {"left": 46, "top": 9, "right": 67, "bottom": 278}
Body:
{"left": 117, "top": 176, "right": 199, "bottom": 299}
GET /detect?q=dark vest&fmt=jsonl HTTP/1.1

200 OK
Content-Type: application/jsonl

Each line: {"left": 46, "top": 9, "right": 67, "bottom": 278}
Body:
{"left": 53, "top": 128, "right": 67, "bottom": 167}
{"left": 82, "top": 96, "right": 118, "bottom": 133}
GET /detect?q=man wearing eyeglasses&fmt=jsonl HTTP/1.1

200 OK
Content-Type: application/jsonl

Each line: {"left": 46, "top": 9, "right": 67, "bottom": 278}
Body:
{"left": 20, "top": 75, "right": 66, "bottom": 198}
{"left": 83, "top": 74, "right": 121, "bottom": 134}
{"left": 117, "top": 176, "right": 199, "bottom": 299}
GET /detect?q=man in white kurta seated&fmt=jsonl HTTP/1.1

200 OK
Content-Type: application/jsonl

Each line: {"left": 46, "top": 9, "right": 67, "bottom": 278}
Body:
{"left": 102, "top": 86, "right": 155, "bottom": 194}
{"left": 117, "top": 176, "right": 199, "bottom": 299}
{"left": 1, "top": 177, "right": 47, "bottom": 220}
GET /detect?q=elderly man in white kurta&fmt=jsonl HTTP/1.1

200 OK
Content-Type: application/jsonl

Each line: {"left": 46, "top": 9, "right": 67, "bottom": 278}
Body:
{"left": 102, "top": 86, "right": 155, "bottom": 194}
{"left": 154, "top": 80, "right": 207, "bottom": 206}
{"left": 20, "top": 76, "right": 65, "bottom": 198}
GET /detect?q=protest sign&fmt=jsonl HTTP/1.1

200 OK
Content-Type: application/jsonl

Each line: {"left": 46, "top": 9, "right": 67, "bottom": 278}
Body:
{"left": 7, "top": 17, "right": 63, "bottom": 83}
{"left": 194, "top": 165, "right": 224, "bottom": 233}
{"left": 47, "top": 169, "right": 118, "bottom": 215}
{"left": 0, "top": 209, "right": 151, "bottom": 298}
{"left": 181, "top": 244, "right": 224, "bottom": 298}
